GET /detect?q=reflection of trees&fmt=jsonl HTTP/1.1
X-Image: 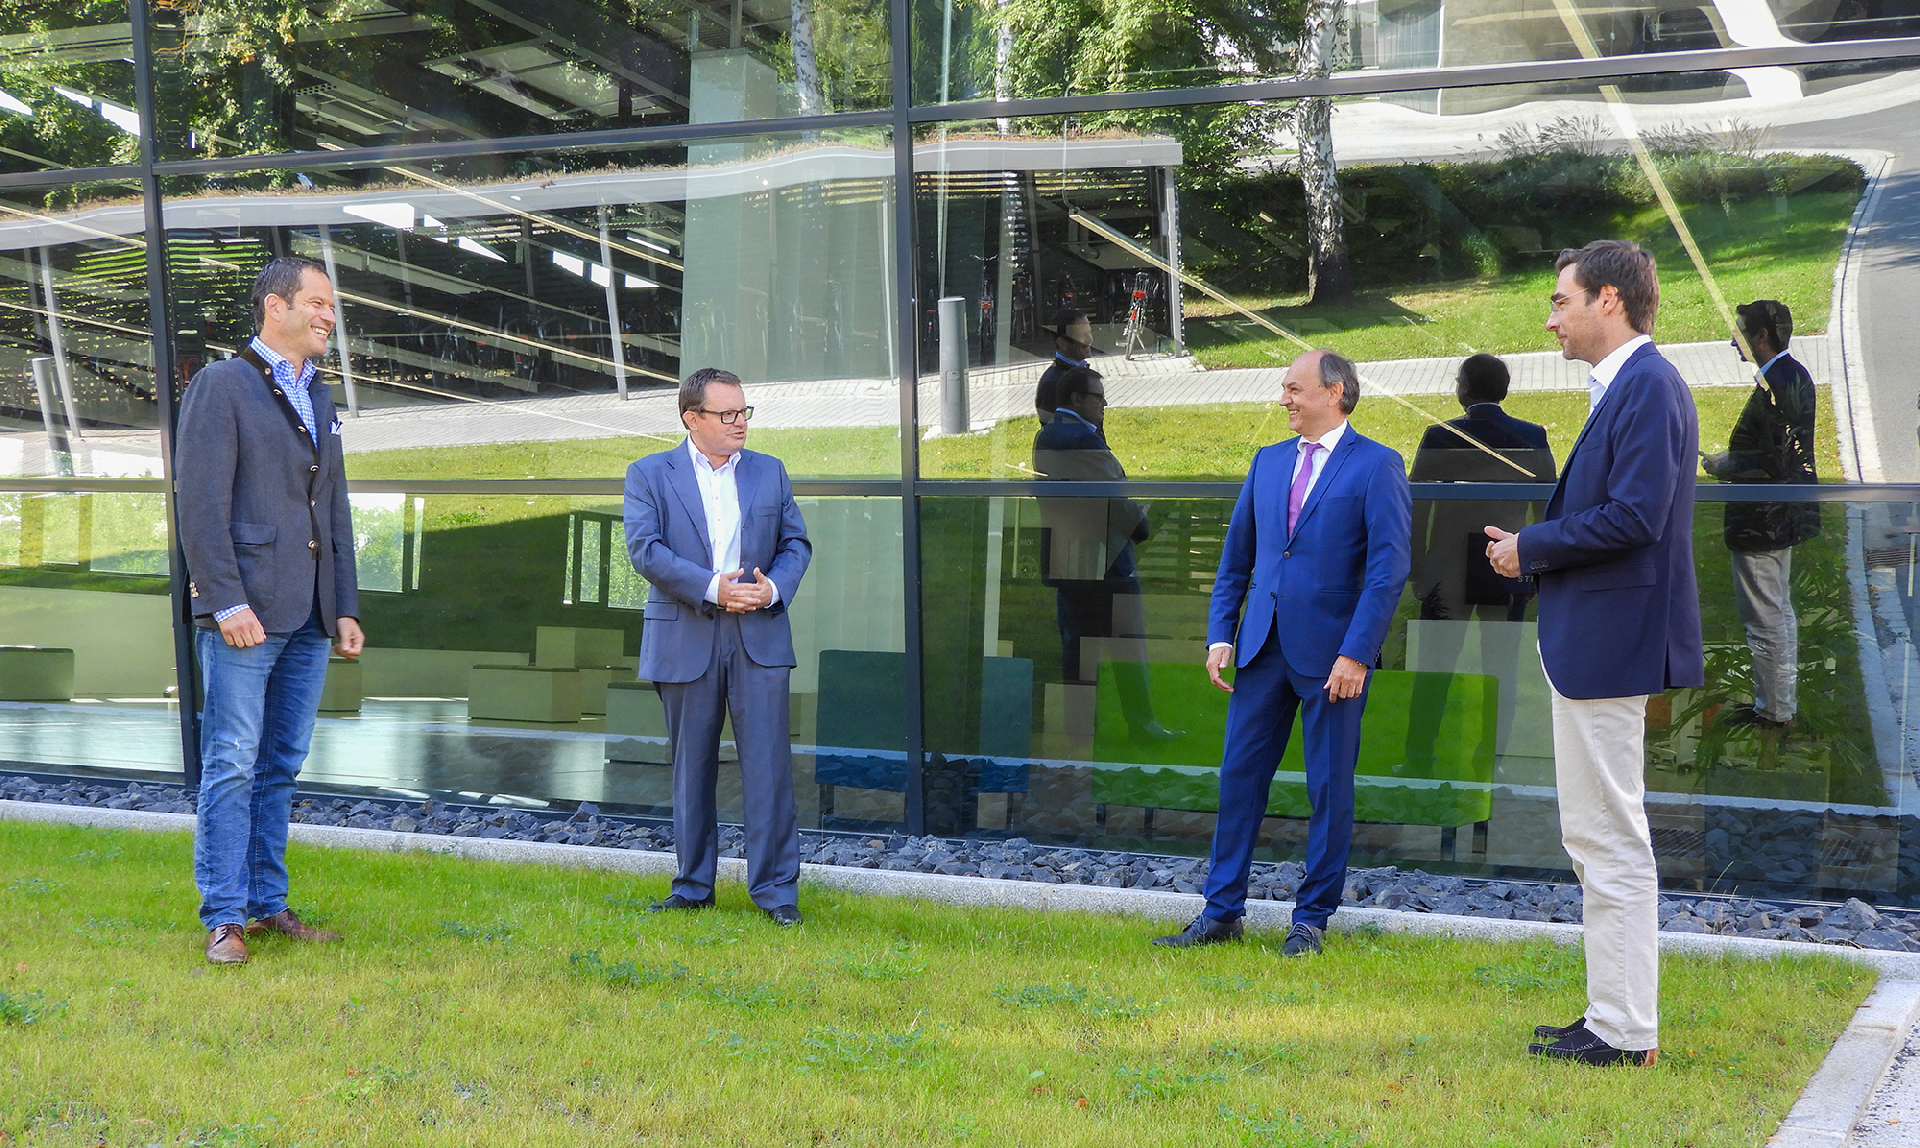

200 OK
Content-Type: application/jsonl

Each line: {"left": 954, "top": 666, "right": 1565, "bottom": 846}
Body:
{"left": 0, "top": 2, "right": 141, "bottom": 171}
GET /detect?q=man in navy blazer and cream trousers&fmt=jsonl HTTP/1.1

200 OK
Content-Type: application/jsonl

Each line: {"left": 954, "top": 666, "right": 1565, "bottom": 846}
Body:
{"left": 625, "top": 368, "right": 812, "bottom": 925}
{"left": 1154, "top": 350, "right": 1411, "bottom": 957}
{"left": 1488, "top": 241, "right": 1703, "bottom": 1067}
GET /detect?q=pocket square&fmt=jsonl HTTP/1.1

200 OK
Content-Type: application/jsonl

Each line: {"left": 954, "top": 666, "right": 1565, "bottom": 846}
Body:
{"left": 329, "top": 419, "right": 343, "bottom": 435}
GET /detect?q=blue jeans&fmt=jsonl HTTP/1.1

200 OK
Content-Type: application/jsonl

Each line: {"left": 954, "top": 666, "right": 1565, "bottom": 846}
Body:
{"left": 192, "top": 606, "right": 331, "bottom": 928}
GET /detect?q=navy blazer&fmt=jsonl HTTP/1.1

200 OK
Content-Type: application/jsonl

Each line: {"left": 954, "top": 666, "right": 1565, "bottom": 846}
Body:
{"left": 1415, "top": 402, "right": 1552, "bottom": 455}
{"left": 1518, "top": 342, "right": 1704, "bottom": 699}
{"left": 1208, "top": 429, "right": 1412, "bottom": 678}
{"left": 624, "top": 443, "right": 812, "bottom": 683}
{"left": 175, "top": 354, "right": 358, "bottom": 636}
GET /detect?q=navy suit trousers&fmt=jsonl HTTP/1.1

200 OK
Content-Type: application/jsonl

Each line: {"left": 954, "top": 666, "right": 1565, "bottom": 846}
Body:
{"left": 1202, "top": 629, "right": 1367, "bottom": 929}
{"left": 655, "top": 612, "right": 800, "bottom": 910}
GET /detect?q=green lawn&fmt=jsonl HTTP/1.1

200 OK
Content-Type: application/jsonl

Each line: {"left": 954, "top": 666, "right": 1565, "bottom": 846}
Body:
{"left": 1186, "top": 189, "right": 1859, "bottom": 370}
{"left": 347, "top": 384, "right": 1833, "bottom": 485}
{"left": 0, "top": 822, "right": 1875, "bottom": 1147}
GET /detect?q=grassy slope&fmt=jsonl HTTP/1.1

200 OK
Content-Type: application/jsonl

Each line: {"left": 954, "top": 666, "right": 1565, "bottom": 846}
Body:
{"left": 0, "top": 822, "right": 1874, "bottom": 1147}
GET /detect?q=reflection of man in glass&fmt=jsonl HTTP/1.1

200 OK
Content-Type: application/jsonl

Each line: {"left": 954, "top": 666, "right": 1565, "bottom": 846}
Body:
{"left": 1701, "top": 300, "right": 1819, "bottom": 731}
{"left": 1033, "top": 308, "right": 1094, "bottom": 425}
{"left": 1409, "top": 353, "right": 1557, "bottom": 622}
{"left": 1032, "top": 366, "right": 1179, "bottom": 740}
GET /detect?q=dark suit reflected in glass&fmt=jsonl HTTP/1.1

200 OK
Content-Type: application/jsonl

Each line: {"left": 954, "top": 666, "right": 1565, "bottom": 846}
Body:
{"left": 1033, "top": 308, "right": 1093, "bottom": 427}
{"left": 1701, "top": 300, "right": 1819, "bottom": 731}
{"left": 1406, "top": 354, "right": 1556, "bottom": 774}
{"left": 1032, "top": 366, "right": 1180, "bottom": 742}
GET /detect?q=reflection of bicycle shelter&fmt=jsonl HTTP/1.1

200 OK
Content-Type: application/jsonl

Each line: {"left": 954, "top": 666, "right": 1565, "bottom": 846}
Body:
{"left": 917, "top": 136, "right": 1185, "bottom": 371}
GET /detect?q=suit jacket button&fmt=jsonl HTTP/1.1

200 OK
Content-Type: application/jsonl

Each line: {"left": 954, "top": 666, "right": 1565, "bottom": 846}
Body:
{"left": 310, "top": 465, "right": 319, "bottom": 473}
{"left": 1282, "top": 551, "right": 1290, "bottom": 558}
{"left": 308, "top": 540, "right": 318, "bottom": 550}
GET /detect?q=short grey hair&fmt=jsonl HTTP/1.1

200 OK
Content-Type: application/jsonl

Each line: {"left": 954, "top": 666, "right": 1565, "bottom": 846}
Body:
{"left": 1317, "top": 349, "right": 1360, "bottom": 415}
{"left": 678, "top": 367, "right": 742, "bottom": 416}
{"left": 251, "top": 255, "right": 328, "bottom": 331}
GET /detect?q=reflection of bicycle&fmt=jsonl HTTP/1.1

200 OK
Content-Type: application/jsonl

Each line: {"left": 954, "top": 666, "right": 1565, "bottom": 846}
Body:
{"left": 1121, "top": 271, "right": 1154, "bottom": 360}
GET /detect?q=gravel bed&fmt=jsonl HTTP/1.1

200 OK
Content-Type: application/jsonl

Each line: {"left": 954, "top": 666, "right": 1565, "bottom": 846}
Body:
{"left": 7, "top": 772, "right": 1920, "bottom": 951}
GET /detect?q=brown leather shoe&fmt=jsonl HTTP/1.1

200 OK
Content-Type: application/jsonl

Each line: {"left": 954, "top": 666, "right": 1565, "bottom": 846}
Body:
{"left": 245, "top": 908, "right": 342, "bottom": 943}
{"left": 205, "top": 923, "right": 248, "bottom": 964}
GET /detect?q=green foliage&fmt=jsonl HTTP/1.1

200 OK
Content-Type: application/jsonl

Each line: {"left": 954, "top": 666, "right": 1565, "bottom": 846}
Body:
{"left": 437, "top": 919, "right": 514, "bottom": 944}
{"left": 799, "top": 1024, "right": 931, "bottom": 1071}
{"left": 1470, "top": 943, "right": 1583, "bottom": 994}
{"left": 0, "top": 989, "right": 66, "bottom": 1026}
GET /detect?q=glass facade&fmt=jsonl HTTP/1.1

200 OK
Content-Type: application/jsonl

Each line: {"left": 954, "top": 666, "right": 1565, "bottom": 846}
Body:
{"left": 2, "top": 0, "right": 1919, "bottom": 906}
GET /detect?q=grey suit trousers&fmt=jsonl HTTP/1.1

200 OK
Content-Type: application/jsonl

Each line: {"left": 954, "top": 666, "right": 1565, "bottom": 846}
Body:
{"left": 656, "top": 611, "right": 799, "bottom": 909}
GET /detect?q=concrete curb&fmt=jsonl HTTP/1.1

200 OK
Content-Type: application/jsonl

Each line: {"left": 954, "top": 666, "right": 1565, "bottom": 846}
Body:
{"left": 1771, "top": 980, "right": 1920, "bottom": 1148}
{"left": 12, "top": 798, "right": 1920, "bottom": 977}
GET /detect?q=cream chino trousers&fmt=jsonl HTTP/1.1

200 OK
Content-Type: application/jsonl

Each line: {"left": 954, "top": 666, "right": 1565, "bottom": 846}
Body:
{"left": 1548, "top": 676, "right": 1660, "bottom": 1052}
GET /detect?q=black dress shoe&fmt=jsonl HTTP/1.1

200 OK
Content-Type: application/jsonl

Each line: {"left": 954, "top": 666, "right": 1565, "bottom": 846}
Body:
{"left": 1534, "top": 1016, "right": 1588, "bottom": 1039}
{"left": 1527, "top": 1024, "right": 1657, "bottom": 1067}
{"left": 647, "top": 893, "right": 715, "bottom": 913}
{"left": 766, "top": 905, "right": 801, "bottom": 927}
{"left": 1721, "top": 705, "right": 1792, "bottom": 732}
{"left": 1151, "top": 913, "right": 1242, "bottom": 947}
{"left": 1280, "top": 922, "right": 1324, "bottom": 957}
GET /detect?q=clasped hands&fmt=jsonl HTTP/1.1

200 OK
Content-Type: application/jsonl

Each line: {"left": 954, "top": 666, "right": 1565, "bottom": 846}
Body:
{"left": 717, "top": 567, "right": 776, "bottom": 614}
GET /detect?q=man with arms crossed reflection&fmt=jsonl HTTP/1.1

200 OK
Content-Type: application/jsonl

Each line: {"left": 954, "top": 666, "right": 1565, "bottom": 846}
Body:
{"left": 1153, "top": 350, "right": 1410, "bottom": 958}
{"left": 625, "top": 368, "right": 812, "bottom": 926}
{"left": 1486, "top": 241, "right": 1703, "bottom": 1066}
{"left": 176, "top": 256, "right": 363, "bottom": 965}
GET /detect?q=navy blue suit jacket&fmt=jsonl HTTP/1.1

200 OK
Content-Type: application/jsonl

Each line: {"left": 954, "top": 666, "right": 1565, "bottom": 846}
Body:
{"left": 1517, "top": 343, "right": 1704, "bottom": 699}
{"left": 1415, "top": 402, "right": 1551, "bottom": 454}
{"left": 1208, "top": 429, "right": 1412, "bottom": 678}
{"left": 623, "top": 444, "right": 812, "bottom": 683}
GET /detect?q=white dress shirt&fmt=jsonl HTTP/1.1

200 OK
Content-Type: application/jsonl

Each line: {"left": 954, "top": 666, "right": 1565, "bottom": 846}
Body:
{"left": 1208, "top": 419, "right": 1350, "bottom": 653}
{"left": 685, "top": 437, "right": 778, "bottom": 606}
{"left": 1587, "top": 334, "right": 1652, "bottom": 411}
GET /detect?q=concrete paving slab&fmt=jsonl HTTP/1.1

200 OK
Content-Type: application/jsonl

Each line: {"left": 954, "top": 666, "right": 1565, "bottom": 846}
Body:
{"left": 1772, "top": 980, "right": 1920, "bottom": 1147}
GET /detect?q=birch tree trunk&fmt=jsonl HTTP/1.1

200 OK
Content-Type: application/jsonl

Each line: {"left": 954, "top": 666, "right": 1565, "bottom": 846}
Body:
{"left": 792, "top": 0, "right": 823, "bottom": 116}
{"left": 1298, "top": 0, "right": 1351, "bottom": 304}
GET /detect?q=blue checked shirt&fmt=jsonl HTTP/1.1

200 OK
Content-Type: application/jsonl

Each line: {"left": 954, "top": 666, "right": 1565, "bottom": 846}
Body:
{"left": 213, "top": 338, "right": 321, "bottom": 624}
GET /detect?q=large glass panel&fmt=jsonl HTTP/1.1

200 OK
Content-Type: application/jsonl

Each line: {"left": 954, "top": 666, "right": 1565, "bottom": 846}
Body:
{"left": 914, "top": 68, "right": 1902, "bottom": 484}
{"left": 0, "top": 487, "right": 182, "bottom": 778}
{"left": 912, "top": 0, "right": 1920, "bottom": 104}
{"left": 0, "top": 3, "right": 140, "bottom": 173}
{"left": 160, "top": 130, "right": 898, "bottom": 480}
{"left": 274, "top": 490, "right": 904, "bottom": 832}
{"left": 0, "top": 182, "right": 163, "bottom": 480}
{"left": 149, "top": 0, "right": 892, "bottom": 161}
{"left": 918, "top": 490, "right": 1919, "bottom": 905}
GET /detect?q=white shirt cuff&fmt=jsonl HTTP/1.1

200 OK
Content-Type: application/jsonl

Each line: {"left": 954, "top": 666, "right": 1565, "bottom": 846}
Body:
{"left": 1208, "top": 642, "right": 1232, "bottom": 652}
{"left": 704, "top": 574, "right": 721, "bottom": 604}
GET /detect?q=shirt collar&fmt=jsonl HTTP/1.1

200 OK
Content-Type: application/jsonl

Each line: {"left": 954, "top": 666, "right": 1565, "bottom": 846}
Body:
{"left": 1052, "top": 407, "right": 1099, "bottom": 432}
{"left": 1759, "top": 349, "right": 1789, "bottom": 375}
{"left": 1589, "top": 334, "right": 1653, "bottom": 391}
{"left": 1301, "top": 419, "right": 1348, "bottom": 456}
{"left": 685, "top": 435, "right": 741, "bottom": 474}
{"left": 249, "top": 335, "right": 315, "bottom": 388}
{"left": 1054, "top": 350, "right": 1088, "bottom": 368}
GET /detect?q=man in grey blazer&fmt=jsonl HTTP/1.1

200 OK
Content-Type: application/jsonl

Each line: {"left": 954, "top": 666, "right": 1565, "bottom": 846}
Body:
{"left": 175, "top": 256, "right": 362, "bottom": 965}
{"left": 624, "top": 368, "right": 812, "bottom": 925}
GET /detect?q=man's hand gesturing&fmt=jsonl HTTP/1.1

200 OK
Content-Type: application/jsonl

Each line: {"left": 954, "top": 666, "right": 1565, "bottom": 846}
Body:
{"left": 1484, "top": 526, "right": 1521, "bottom": 579}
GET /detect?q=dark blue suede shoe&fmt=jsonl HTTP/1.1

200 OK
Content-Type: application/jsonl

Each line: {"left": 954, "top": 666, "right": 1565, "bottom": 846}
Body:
{"left": 1151, "top": 913, "right": 1243, "bottom": 947}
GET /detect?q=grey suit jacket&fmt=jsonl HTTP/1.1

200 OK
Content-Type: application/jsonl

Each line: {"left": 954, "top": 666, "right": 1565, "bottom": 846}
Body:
{"left": 624, "top": 443, "right": 811, "bottom": 683}
{"left": 175, "top": 352, "right": 359, "bottom": 636}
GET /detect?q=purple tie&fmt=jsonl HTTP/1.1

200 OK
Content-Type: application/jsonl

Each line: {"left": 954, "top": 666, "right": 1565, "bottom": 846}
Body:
{"left": 1288, "top": 441, "right": 1322, "bottom": 535}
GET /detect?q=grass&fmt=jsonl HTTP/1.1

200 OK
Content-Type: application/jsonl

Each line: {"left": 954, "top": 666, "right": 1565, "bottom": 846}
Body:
{"left": 344, "top": 384, "right": 1841, "bottom": 485}
{"left": 0, "top": 821, "right": 1877, "bottom": 1147}
{"left": 1186, "top": 189, "right": 1859, "bottom": 370}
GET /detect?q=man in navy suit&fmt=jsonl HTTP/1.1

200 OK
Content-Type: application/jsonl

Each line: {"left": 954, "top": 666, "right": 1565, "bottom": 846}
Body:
{"left": 1153, "top": 350, "right": 1411, "bottom": 957}
{"left": 624, "top": 368, "right": 813, "bottom": 926}
{"left": 1487, "top": 241, "right": 1703, "bottom": 1067}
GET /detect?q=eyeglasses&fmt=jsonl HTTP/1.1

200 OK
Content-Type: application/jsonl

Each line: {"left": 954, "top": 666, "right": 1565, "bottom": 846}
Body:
{"left": 1548, "top": 287, "right": 1596, "bottom": 314}
{"left": 697, "top": 407, "right": 754, "bottom": 424}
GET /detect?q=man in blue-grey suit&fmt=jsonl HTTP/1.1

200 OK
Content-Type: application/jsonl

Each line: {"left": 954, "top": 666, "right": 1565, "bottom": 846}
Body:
{"left": 1488, "top": 240, "right": 1703, "bottom": 1067}
{"left": 1153, "top": 349, "right": 1411, "bottom": 957}
{"left": 624, "top": 368, "right": 812, "bottom": 926}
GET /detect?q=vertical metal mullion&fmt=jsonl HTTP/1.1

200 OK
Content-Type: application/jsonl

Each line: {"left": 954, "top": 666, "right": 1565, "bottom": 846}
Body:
{"left": 131, "top": 0, "right": 199, "bottom": 787}
{"left": 891, "top": 0, "right": 925, "bottom": 837}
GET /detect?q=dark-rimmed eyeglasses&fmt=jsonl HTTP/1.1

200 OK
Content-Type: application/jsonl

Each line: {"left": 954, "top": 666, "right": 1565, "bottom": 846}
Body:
{"left": 697, "top": 407, "right": 754, "bottom": 424}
